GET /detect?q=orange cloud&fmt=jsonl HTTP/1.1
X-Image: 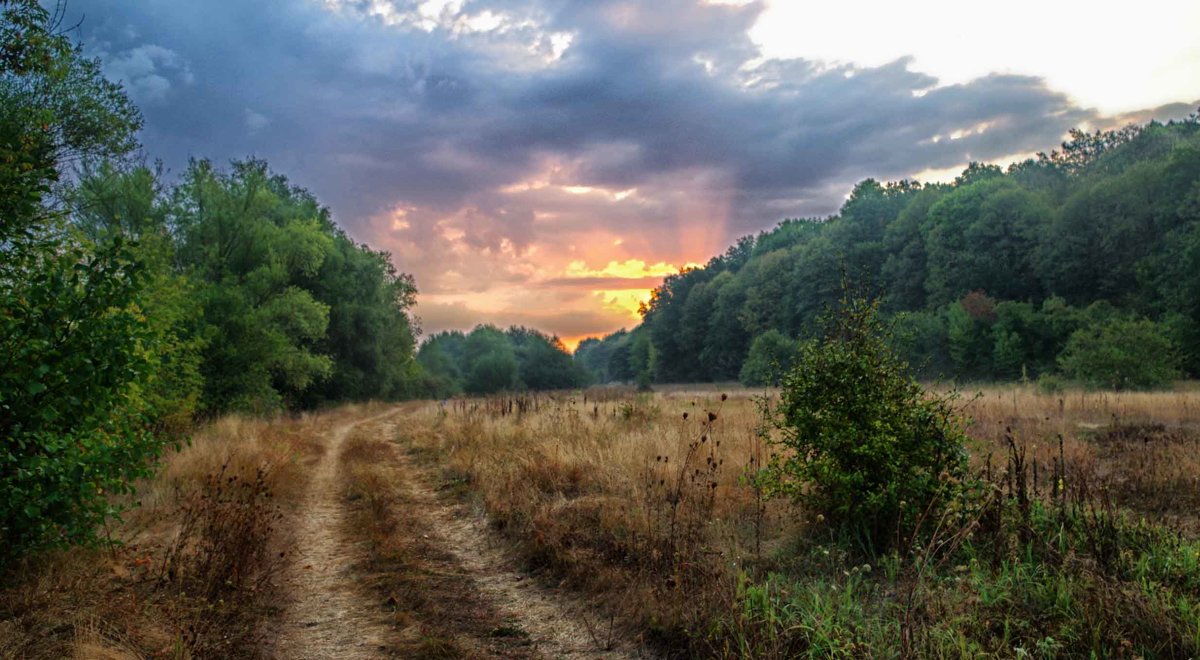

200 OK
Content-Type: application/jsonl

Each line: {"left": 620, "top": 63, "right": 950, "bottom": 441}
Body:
{"left": 563, "top": 258, "right": 692, "bottom": 280}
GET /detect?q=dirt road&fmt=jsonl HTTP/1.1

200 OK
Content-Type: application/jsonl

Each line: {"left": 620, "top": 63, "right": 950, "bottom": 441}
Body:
{"left": 273, "top": 409, "right": 403, "bottom": 659}
{"left": 272, "top": 408, "right": 640, "bottom": 659}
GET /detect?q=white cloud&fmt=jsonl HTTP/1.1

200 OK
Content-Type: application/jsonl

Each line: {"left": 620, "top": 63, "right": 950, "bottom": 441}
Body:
{"left": 244, "top": 108, "right": 270, "bottom": 134}
{"left": 750, "top": 0, "right": 1200, "bottom": 114}
{"left": 102, "top": 44, "right": 193, "bottom": 105}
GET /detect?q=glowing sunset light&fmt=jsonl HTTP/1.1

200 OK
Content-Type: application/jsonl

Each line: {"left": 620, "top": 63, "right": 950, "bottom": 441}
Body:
{"left": 563, "top": 258, "right": 694, "bottom": 280}
{"left": 73, "top": 0, "right": 1200, "bottom": 350}
{"left": 596, "top": 289, "right": 654, "bottom": 320}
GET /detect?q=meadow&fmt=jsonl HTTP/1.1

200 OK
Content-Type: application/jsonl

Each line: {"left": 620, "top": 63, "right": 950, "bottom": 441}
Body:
{"left": 2, "top": 384, "right": 1199, "bottom": 658}
{"left": 0, "top": 405, "right": 382, "bottom": 659}
{"left": 398, "top": 383, "right": 1200, "bottom": 657}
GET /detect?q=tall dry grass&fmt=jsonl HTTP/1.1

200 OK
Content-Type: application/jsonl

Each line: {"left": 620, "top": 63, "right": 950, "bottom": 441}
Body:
{"left": 400, "top": 384, "right": 1200, "bottom": 654}
{"left": 0, "top": 405, "right": 376, "bottom": 659}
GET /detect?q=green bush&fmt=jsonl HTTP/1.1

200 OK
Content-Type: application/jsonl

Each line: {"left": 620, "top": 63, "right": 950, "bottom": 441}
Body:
{"left": 738, "top": 329, "right": 798, "bottom": 386}
{"left": 0, "top": 241, "right": 167, "bottom": 559}
{"left": 1058, "top": 316, "right": 1179, "bottom": 390}
{"left": 1036, "top": 372, "right": 1067, "bottom": 394}
{"left": 762, "top": 296, "right": 970, "bottom": 547}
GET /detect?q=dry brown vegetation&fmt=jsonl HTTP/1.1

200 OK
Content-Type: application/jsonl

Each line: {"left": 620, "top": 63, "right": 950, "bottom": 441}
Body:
{"left": 338, "top": 420, "right": 542, "bottom": 658}
{"left": 0, "top": 406, "right": 375, "bottom": 659}
{"left": 397, "top": 384, "right": 1200, "bottom": 656}
{"left": 960, "top": 386, "right": 1200, "bottom": 535}
{"left": 2, "top": 387, "right": 1198, "bottom": 658}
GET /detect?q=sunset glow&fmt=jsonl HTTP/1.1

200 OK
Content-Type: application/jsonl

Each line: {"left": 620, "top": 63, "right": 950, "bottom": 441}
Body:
{"left": 72, "top": 0, "right": 1200, "bottom": 349}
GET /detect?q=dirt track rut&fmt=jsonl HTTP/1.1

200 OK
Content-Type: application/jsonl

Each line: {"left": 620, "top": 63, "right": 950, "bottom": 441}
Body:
{"left": 273, "top": 409, "right": 641, "bottom": 659}
{"left": 273, "top": 409, "right": 400, "bottom": 659}
{"left": 372, "top": 415, "right": 638, "bottom": 659}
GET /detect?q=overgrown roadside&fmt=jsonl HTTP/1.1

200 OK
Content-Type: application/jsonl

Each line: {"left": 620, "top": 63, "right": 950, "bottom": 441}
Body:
{"left": 0, "top": 408, "right": 370, "bottom": 659}
{"left": 340, "top": 412, "right": 641, "bottom": 658}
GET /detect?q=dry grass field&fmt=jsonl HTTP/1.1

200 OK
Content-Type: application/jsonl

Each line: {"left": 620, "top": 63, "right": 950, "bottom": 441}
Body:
{"left": 2, "top": 385, "right": 1198, "bottom": 658}
{"left": 395, "top": 383, "right": 1200, "bottom": 656}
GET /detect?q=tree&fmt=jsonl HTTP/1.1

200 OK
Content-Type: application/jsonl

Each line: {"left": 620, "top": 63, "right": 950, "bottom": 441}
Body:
{"left": 509, "top": 326, "right": 587, "bottom": 390}
{"left": 1, "top": 0, "right": 162, "bottom": 559}
{"left": 738, "top": 330, "right": 797, "bottom": 386}
{"left": 701, "top": 271, "right": 751, "bottom": 380}
{"left": 73, "top": 162, "right": 206, "bottom": 433}
{"left": 171, "top": 160, "right": 335, "bottom": 412}
{"left": 304, "top": 225, "right": 421, "bottom": 404}
{"left": 925, "top": 178, "right": 1048, "bottom": 305}
{"left": 461, "top": 326, "right": 517, "bottom": 394}
{"left": 946, "top": 291, "right": 996, "bottom": 378}
{"left": 1058, "top": 316, "right": 1179, "bottom": 390}
{"left": 881, "top": 187, "right": 944, "bottom": 311}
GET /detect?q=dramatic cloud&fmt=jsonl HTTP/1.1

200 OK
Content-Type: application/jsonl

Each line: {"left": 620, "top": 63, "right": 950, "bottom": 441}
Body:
{"left": 66, "top": 0, "right": 1199, "bottom": 347}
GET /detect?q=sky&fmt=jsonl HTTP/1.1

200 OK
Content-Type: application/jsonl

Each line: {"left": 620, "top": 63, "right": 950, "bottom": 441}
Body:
{"left": 66, "top": 0, "right": 1200, "bottom": 349}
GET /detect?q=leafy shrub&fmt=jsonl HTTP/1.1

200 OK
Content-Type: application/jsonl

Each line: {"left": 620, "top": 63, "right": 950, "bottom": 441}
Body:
{"left": 738, "top": 330, "right": 798, "bottom": 386}
{"left": 1036, "top": 372, "right": 1067, "bottom": 394}
{"left": 1058, "top": 316, "right": 1179, "bottom": 390}
{"left": 762, "top": 295, "right": 970, "bottom": 546}
{"left": 0, "top": 241, "right": 166, "bottom": 560}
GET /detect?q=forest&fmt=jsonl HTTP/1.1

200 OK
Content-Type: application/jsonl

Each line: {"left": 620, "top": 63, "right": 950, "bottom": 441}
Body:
{"left": 576, "top": 119, "right": 1200, "bottom": 390}
{"left": 418, "top": 326, "right": 590, "bottom": 398}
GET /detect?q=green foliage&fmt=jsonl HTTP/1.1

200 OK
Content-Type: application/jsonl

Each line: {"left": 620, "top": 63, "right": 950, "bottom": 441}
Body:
{"left": 1036, "top": 372, "right": 1067, "bottom": 394}
{"left": 73, "top": 162, "right": 206, "bottom": 433}
{"left": 591, "top": 115, "right": 1200, "bottom": 386}
{"left": 737, "top": 329, "right": 797, "bottom": 386}
{"left": 731, "top": 571, "right": 889, "bottom": 657}
{"left": 729, "top": 502, "right": 1200, "bottom": 657}
{"left": 945, "top": 291, "right": 999, "bottom": 378}
{"left": 924, "top": 178, "right": 1048, "bottom": 305}
{"left": 0, "top": 0, "right": 163, "bottom": 560}
{"left": 420, "top": 325, "right": 585, "bottom": 395}
{"left": 1058, "top": 315, "right": 1180, "bottom": 390}
{"left": 0, "top": 240, "right": 166, "bottom": 558}
{"left": 888, "top": 309, "right": 950, "bottom": 378}
{"left": 762, "top": 295, "right": 970, "bottom": 545}
{"left": 509, "top": 327, "right": 588, "bottom": 390}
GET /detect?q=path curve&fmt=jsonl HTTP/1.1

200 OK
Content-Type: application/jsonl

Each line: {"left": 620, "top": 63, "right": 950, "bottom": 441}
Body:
{"left": 375, "top": 416, "right": 641, "bottom": 659}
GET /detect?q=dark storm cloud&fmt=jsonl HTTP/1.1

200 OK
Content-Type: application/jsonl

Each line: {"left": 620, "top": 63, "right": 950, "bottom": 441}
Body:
{"left": 70, "top": 0, "right": 1097, "bottom": 223}
{"left": 63, "top": 0, "right": 1175, "bottom": 340}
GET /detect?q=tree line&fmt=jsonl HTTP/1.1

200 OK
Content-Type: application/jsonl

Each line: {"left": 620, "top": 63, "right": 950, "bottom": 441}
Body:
{"left": 576, "top": 116, "right": 1200, "bottom": 390}
{"left": 418, "top": 325, "right": 590, "bottom": 397}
